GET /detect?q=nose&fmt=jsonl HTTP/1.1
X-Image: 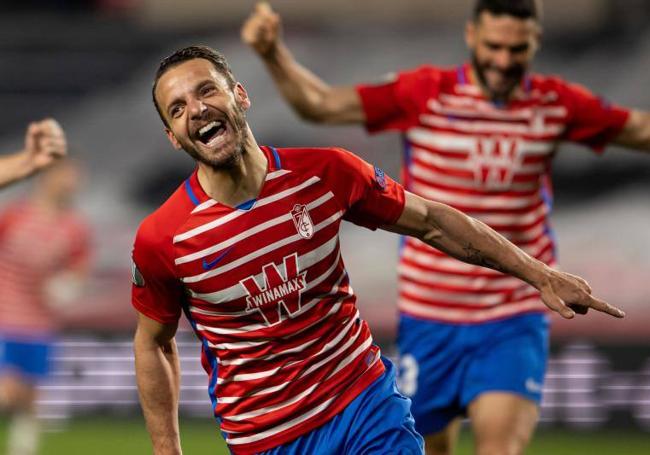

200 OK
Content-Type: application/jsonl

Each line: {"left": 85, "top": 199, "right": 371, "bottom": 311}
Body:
{"left": 493, "top": 49, "right": 515, "bottom": 70}
{"left": 188, "top": 97, "right": 208, "bottom": 119}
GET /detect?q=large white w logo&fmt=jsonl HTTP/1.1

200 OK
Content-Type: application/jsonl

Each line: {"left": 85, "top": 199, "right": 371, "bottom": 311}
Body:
{"left": 470, "top": 136, "right": 523, "bottom": 190}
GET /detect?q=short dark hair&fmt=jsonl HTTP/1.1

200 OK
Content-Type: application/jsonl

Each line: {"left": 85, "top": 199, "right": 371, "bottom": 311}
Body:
{"left": 152, "top": 45, "right": 237, "bottom": 127}
{"left": 474, "top": 0, "right": 541, "bottom": 21}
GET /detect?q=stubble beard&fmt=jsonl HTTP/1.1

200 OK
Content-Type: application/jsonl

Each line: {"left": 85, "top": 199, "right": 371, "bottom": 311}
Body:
{"left": 471, "top": 53, "right": 525, "bottom": 103}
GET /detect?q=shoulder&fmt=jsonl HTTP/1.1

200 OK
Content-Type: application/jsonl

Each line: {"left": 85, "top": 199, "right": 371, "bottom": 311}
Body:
{"left": 273, "top": 146, "right": 360, "bottom": 173}
{"left": 528, "top": 72, "right": 586, "bottom": 103}
{"left": 134, "top": 180, "right": 195, "bottom": 256}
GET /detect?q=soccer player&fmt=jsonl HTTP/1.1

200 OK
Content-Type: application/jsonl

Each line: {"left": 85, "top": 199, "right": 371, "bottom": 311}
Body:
{"left": 0, "top": 119, "right": 67, "bottom": 189}
{"left": 132, "top": 45, "right": 625, "bottom": 455}
{"left": 0, "top": 158, "right": 90, "bottom": 455}
{"left": 242, "top": 1, "right": 650, "bottom": 454}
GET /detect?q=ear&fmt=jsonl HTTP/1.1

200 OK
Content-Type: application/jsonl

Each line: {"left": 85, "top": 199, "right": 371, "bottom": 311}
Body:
{"left": 234, "top": 82, "right": 251, "bottom": 111}
{"left": 465, "top": 20, "right": 477, "bottom": 49}
{"left": 165, "top": 128, "right": 183, "bottom": 150}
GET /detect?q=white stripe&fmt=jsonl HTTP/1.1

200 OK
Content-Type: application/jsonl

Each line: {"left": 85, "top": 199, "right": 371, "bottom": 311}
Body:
{"left": 430, "top": 98, "right": 567, "bottom": 120}
{"left": 176, "top": 192, "right": 334, "bottom": 265}
{"left": 410, "top": 145, "right": 546, "bottom": 174}
{"left": 399, "top": 295, "right": 545, "bottom": 322}
{"left": 400, "top": 281, "right": 537, "bottom": 306}
{"left": 217, "top": 309, "right": 359, "bottom": 387}
{"left": 212, "top": 339, "right": 266, "bottom": 350}
{"left": 182, "top": 210, "right": 343, "bottom": 284}
{"left": 174, "top": 176, "right": 320, "bottom": 243}
{"left": 226, "top": 396, "right": 338, "bottom": 445}
{"left": 410, "top": 161, "right": 539, "bottom": 192}
{"left": 399, "top": 262, "right": 527, "bottom": 291}
{"left": 406, "top": 128, "right": 475, "bottom": 152}
{"left": 191, "top": 199, "right": 217, "bottom": 214}
{"left": 467, "top": 203, "right": 549, "bottom": 227}
{"left": 420, "top": 114, "right": 564, "bottom": 136}
{"left": 217, "top": 337, "right": 319, "bottom": 367}
{"left": 411, "top": 182, "right": 543, "bottom": 210}
{"left": 265, "top": 169, "right": 291, "bottom": 181}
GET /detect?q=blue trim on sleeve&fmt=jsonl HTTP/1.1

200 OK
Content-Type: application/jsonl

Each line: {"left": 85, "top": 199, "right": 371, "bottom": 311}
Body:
{"left": 184, "top": 178, "right": 200, "bottom": 206}
{"left": 457, "top": 66, "right": 466, "bottom": 85}
{"left": 270, "top": 146, "right": 282, "bottom": 170}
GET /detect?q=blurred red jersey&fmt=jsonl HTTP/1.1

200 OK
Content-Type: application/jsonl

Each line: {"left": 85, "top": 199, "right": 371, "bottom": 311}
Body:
{"left": 131, "top": 146, "right": 405, "bottom": 454}
{"left": 357, "top": 63, "right": 629, "bottom": 324}
{"left": 0, "top": 201, "right": 90, "bottom": 336}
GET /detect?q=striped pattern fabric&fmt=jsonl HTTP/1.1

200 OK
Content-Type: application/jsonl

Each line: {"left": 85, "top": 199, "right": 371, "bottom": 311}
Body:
{"left": 132, "top": 146, "right": 405, "bottom": 454}
{"left": 358, "top": 63, "right": 629, "bottom": 324}
{"left": 0, "top": 202, "right": 89, "bottom": 335}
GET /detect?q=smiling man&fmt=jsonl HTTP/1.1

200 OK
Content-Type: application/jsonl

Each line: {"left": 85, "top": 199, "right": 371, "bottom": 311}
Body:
{"left": 242, "top": 1, "right": 650, "bottom": 453}
{"left": 132, "top": 45, "right": 625, "bottom": 455}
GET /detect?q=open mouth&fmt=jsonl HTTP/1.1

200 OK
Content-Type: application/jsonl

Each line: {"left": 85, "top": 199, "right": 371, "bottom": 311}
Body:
{"left": 196, "top": 120, "right": 226, "bottom": 145}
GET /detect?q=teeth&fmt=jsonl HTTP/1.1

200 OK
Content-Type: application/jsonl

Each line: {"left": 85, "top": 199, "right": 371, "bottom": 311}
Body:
{"left": 199, "top": 121, "right": 218, "bottom": 136}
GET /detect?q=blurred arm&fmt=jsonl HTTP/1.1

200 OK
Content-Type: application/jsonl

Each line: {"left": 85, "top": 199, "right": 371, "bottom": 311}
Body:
{"left": 612, "top": 110, "right": 650, "bottom": 151}
{"left": 134, "top": 313, "right": 182, "bottom": 455}
{"left": 241, "top": 2, "right": 364, "bottom": 124}
{"left": 383, "top": 192, "right": 626, "bottom": 320}
{"left": 0, "top": 119, "right": 67, "bottom": 189}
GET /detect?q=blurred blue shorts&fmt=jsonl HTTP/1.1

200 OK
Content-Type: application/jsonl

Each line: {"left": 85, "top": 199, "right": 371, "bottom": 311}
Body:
{"left": 0, "top": 335, "right": 54, "bottom": 381}
{"left": 260, "top": 356, "right": 424, "bottom": 454}
{"left": 396, "top": 312, "right": 549, "bottom": 436}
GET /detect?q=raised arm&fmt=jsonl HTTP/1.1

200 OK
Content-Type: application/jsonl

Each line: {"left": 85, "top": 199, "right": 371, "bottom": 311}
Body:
{"left": 0, "top": 119, "right": 67, "bottom": 189}
{"left": 134, "top": 313, "right": 182, "bottom": 455}
{"left": 612, "top": 110, "right": 650, "bottom": 151}
{"left": 242, "top": 2, "right": 364, "bottom": 124}
{"left": 384, "top": 192, "right": 626, "bottom": 319}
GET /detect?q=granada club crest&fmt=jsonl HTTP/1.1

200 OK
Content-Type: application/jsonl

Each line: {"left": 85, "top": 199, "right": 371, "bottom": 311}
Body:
{"left": 291, "top": 204, "right": 314, "bottom": 239}
{"left": 240, "top": 253, "right": 308, "bottom": 326}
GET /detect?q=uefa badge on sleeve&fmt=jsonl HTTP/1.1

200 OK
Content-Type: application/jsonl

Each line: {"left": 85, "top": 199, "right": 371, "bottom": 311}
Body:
{"left": 291, "top": 204, "right": 314, "bottom": 239}
{"left": 374, "top": 166, "right": 387, "bottom": 191}
{"left": 131, "top": 259, "right": 145, "bottom": 287}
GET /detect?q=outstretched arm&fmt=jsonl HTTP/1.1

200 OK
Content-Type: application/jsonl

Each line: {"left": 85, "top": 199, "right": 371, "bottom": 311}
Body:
{"left": 612, "top": 110, "right": 650, "bottom": 151}
{"left": 134, "top": 313, "right": 182, "bottom": 455}
{"left": 0, "top": 119, "right": 67, "bottom": 189}
{"left": 384, "top": 192, "right": 625, "bottom": 319}
{"left": 242, "top": 2, "right": 364, "bottom": 124}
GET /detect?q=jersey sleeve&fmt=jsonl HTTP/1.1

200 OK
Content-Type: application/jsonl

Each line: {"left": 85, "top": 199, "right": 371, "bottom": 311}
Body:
{"left": 561, "top": 81, "right": 630, "bottom": 152}
{"left": 323, "top": 148, "right": 405, "bottom": 230}
{"left": 356, "top": 66, "right": 440, "bottom": 133}
{"left": 131, "top": 220, "right": 183, "bottom": 324}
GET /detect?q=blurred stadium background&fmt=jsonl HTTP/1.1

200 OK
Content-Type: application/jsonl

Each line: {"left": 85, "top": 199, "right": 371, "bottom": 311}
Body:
{"left": 0, "top": 0, "right": 649, "bottom": 453}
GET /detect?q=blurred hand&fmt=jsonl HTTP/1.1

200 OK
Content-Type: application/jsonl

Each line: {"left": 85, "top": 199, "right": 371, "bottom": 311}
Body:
{"left": 538, "top": 268, "right": 625, "bottom": 319}
{"left": 241, "top": 2, "right": 282, "bottom": 58}
{"left": 23, "top": 118, "right": 67, "bottom": 171}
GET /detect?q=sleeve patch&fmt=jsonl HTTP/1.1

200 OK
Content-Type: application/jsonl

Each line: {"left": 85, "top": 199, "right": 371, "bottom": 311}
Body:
{"left": 131, "top": 259, "right": 146, "bottom": 287}
{"left": 374, "top": 166, "right": 387, "bottom": 191}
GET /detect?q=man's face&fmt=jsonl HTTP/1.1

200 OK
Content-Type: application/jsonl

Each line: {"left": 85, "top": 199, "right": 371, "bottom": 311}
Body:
{"left": 466, "top": 12, "right": 540, "bottom": 101}
{"left": 155, "top": 58, "right": 250, "bottom": 169}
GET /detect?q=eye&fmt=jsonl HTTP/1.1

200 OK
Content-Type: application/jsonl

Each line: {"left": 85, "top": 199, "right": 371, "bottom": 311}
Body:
{"left": 169, "top": 104, "right": 184, "bottom": 118}
{"left": 200, "top": 85, "right": 216, "bottom": 97}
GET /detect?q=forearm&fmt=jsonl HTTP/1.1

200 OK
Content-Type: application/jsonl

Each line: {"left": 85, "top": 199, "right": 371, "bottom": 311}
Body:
{"left": 614, "top": 110, "right": 650, "bottom": 151}
{"left": 262, "top": 42, "right": 335, "bottom": 121}
{"left": 418, "top": 202, "right": 549, "bottom": 288}
{"left": 0, "top": 151, "right": 34, "bottom": 188}
{"left": 134, "top": 329, "right": 182, "bottom": 455}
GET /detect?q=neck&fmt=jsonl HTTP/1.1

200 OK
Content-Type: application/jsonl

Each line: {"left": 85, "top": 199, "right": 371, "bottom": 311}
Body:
{"left": 467, "top": 63, "right": 523, "bottom": 103}
{"left": 196, "top": 127, "right": 267, "bottom": 207}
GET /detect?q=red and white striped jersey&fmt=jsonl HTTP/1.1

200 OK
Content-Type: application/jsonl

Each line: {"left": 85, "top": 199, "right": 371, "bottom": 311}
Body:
{"left": 0, "top": 201, "right": 90, "bottom": 336}
{"left": 131, "top": 146, "right": 405, "bottom": 454}
{"left": 357, "top": 63, "right": 629, "bottom": 324}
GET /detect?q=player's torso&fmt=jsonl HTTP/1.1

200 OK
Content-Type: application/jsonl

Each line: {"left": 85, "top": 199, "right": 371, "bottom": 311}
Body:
{"left": 398, "top": 66, "right": 569, "bottom": 322}
{"left": 170, "top": 150, "right": 381, "bottom": 446}
{"left": 0, "top": 204, "right": 81, "bottom": 331}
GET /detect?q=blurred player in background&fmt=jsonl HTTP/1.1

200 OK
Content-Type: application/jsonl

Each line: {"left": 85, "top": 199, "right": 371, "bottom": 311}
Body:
{"left": 0, "top": 158, "right": 90, "bottom": 455}
{"left": 242, "top": 0, "right": 650, "bottom": 453}
{"left": 0, "top": 119, "right": 67, "bottom": 189}
{"left": 132, "top": 45, "right": 623, "bottom": 455}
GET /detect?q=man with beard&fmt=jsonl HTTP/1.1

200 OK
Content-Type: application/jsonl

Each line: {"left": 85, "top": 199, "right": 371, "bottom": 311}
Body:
{"left": 242, "top": 1, "right": 650, "bottom": 454}
{"left": 0, "top": 119, "right": 67, "bottom": 189}
{"left": 132, "top": 45, "right": 625, "bottom": 455}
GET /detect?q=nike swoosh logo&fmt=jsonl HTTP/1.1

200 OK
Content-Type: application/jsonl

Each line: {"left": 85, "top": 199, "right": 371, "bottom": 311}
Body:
{"left": 201, "top": 247, "right": 234, "bottom": 271}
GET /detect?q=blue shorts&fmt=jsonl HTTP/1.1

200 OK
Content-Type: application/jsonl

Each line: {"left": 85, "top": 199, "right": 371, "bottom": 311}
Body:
{"left": 396, "top": 312, "right": 549, "bottom": 436}
{"left": 0, "top": 336, "right": 54, "bottom": 382}
{"left": 260, "top": 356, "right": 424, "bottom": 455}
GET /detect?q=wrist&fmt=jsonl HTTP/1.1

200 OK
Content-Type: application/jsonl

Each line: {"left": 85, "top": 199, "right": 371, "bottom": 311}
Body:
{"left": 524, "top": 260, "right": 553, "bottom": 290}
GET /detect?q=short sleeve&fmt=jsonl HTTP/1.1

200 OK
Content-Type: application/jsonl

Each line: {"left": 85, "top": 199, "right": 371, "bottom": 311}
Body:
{"left": 131, "top": 221, "right": 183, "bottom": 324}
{"left": 356, "top": 66, "right": 441, "bottom": 133}
{"left": 324, "top": 148, "right": 405, "bottom": 230}
{"left": 562, "top": 81, "right": 630, "bottom": 152}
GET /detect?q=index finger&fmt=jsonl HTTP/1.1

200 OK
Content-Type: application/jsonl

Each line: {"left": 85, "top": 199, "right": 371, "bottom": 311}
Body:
{"left": 586, "top": 295, "right": 625, "bottom": 318}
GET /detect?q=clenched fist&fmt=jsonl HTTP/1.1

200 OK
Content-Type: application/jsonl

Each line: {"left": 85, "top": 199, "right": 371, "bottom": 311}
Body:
{"left": 24, "top": 118, "right": 67, "bottom": 171}
{"left": 241, "top": 2, "right": 283, "bottom": 58}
